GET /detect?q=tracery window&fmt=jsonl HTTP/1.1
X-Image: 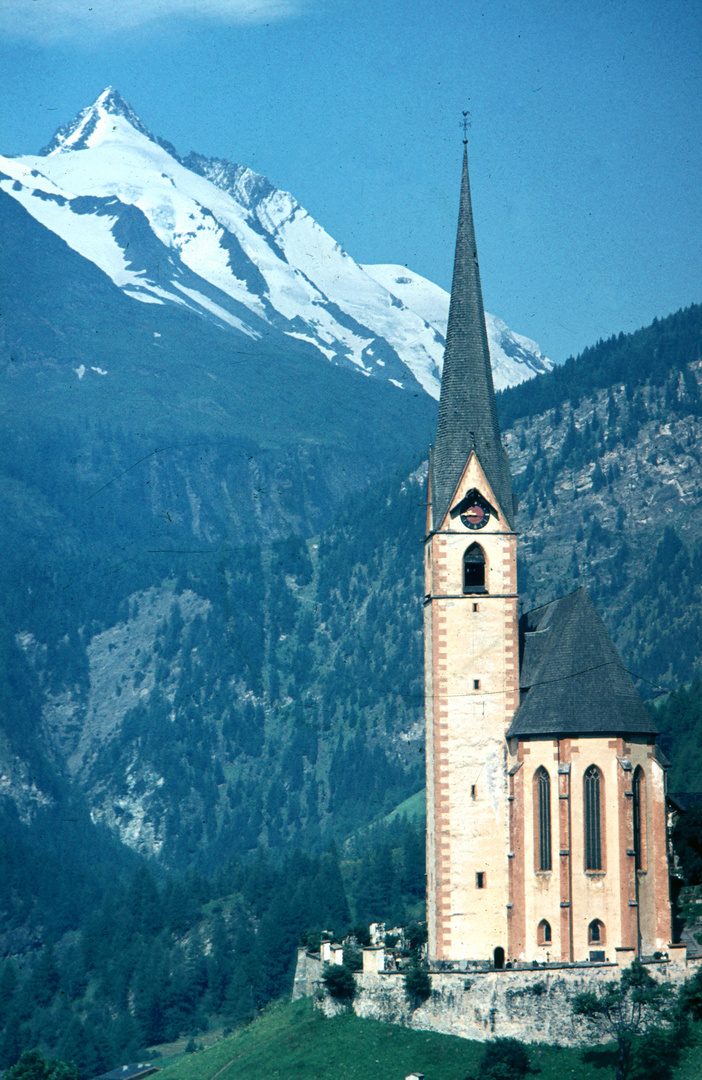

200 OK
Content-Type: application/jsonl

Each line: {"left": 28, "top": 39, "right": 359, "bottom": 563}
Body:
{"left": 535, "top": 767, "right": 552, "bottom": 872}
{"left": 463, "top": 543, "right": 486, "bottom": 594}
{"left": 632, "top": 766, "right": 645, "bottom": 871}
{"left": 584, "top": 765, "right": 603, "bottom": 871}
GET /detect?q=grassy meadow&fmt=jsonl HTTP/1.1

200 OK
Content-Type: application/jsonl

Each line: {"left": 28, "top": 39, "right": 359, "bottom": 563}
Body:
{"left": 154, "top": 997, "right": 702, "bottom": 1080}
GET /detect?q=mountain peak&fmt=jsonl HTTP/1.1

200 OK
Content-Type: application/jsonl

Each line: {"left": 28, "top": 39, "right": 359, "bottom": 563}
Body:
{"left": 40, "top": 88, "right": 179, "bottom": 159}
{"left": 7, "top": 89, "right": 550, "bottom": 401}
{"left": 94, "top": 86, "right": 135, "bottom": 116}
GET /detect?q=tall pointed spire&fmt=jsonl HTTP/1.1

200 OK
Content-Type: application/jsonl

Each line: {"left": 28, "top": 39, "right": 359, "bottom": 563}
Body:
{"left": 431, "top": 140, "right": 514, "bottom": 528}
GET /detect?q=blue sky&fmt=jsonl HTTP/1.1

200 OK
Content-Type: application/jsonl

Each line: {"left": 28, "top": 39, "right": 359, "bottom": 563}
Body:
{"left": 0, "top": 0, "right": 700, "bottom": 363}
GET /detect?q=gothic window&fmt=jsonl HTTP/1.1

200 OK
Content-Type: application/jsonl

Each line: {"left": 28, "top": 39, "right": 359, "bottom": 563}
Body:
{"left": 535, "top": 767, "right": 552, "bottom": 872}
{"left": 584, "top": 766, "right": 603, "bottom": 871}
{"left": 633, "top": 766, "right": 645, "bottom": 871}
{"left": 588, "top": 919, "right": 605, "bottom": 944}
{"left": 537, "top": 919, "right": 551, "bottom": 945}
{"left": 463, "top": 543, "right": 486, "bottom": 594}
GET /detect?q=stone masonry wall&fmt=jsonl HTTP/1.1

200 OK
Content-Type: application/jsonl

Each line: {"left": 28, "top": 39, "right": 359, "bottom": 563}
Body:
{"left": 294, "top": 949, "right": 701, "bottom": 1047}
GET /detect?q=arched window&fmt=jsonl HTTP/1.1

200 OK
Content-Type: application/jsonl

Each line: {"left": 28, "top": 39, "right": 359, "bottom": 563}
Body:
{"left": 493, "top": 946, "right": 505, "bottom": 970}
{"left": 584, "top": 766, "right": 603, "bottom": 871}
{"left": 537, "top": 919, "right": 551, "bottom": 945}
{"left": 588, "top": 919, "right": 605, "bottom": 944}
{"left": 632, "top": 766, "right": 645, "bottom": 871}
{"left": 463, "top": 543, "right": 486, "bottom": 594}
{"left": 535, "top": 767, "right": 552, "bottom": 872}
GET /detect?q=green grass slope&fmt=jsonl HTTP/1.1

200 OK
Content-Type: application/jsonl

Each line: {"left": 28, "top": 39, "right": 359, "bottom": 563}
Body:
{"left": 154, "top": 998, "right": 702, "bottom": 1080}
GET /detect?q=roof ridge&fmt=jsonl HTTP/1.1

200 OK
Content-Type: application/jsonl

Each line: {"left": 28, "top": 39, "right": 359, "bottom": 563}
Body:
{"left": 511, "top": 587, "right": 658, "bottom": 738}
{"left": 523, "top": 585, "right": 587, "bottom": 621}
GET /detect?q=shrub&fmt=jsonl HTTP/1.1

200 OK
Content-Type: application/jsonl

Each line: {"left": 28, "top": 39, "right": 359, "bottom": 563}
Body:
{"left": 405, "top": 921, "right": 428, "bottom": 954}
{"left": 477, "top": 1037, "right": 530, "bottom": 1079}
{"left": 300, "top": 930, "right": 322, "bottom": 951}
{"left": 5, "top": 1053, "right": 78, "bottom": 1080}
{"left": 404, "top": 964, "right": 431, "bottom": 1008}
{"left": 679, "top": 964, "right": 702, "bottom": 1021}
{"left": 322, "top": 963, "right": 356, "bottom": 1001}
{"left": 352, "top": 925, "right": 371, "bottom": 946}
{"left": 342, "top": 945, "right": 363, "bottom": 972}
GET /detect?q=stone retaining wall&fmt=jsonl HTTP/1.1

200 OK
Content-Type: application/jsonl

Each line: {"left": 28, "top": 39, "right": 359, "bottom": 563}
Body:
{"left": 292, "top": 947, "right": 324, "bottom": 1000}
{"left": 293, "top": 948, "right": 701, "bottom": 1047}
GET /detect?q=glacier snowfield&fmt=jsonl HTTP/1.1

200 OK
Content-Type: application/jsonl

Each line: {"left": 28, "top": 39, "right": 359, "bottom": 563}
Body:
{"left": 0, "top": 88, "right": 552, "bottom": 399}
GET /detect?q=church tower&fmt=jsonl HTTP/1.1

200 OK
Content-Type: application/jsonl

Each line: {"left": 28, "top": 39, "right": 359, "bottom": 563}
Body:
{"left": 424, "top": 138, "right": 519, "bottom": 964}
{"left": 424, "top": 136, "right": 672, "bottom": 967}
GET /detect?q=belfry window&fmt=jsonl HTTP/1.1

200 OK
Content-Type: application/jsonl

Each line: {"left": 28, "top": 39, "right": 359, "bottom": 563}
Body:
{"left": 463, "top": 543, "right": 486, "bottom": 594}
{"left": 535, "top": 767, "right": 552, "bottom": 872}
{"left": 584, "top": 766, "right": 603, "bottom": 871}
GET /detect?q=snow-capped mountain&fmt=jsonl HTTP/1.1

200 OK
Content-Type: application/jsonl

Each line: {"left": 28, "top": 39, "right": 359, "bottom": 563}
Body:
{"left": 0, "top": 88, "right": 552, "bottom": 398}
{"left": 361, "top": 264, "right": 553, "bottom": 390}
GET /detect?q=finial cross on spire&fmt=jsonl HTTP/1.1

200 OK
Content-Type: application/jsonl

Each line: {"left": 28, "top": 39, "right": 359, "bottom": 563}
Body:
{"left": 461, "top": 110, "right": 471, "bottom": 144}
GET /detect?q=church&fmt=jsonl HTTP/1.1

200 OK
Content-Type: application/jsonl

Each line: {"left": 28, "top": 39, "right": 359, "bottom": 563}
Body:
{"left": 424, "top": 137, "right": 672, "bottom": 967}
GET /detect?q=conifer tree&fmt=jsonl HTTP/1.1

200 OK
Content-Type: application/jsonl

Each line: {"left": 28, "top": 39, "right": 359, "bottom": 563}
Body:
{"left": 572, "top": 960, "right": 677, "bottom": 1080}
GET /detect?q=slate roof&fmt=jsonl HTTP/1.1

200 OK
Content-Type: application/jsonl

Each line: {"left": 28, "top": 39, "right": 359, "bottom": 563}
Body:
{"left": 430, "top": 145, "right": 514, "bottom": 530}
{"left": 93, "top": 1066, "right": 159, "bottom": 1080}
{"left": 507, "top": 587, "right": 658, "bottom": 738}
{"left": 668, "top": 792, "right": 702, "bottom": 812}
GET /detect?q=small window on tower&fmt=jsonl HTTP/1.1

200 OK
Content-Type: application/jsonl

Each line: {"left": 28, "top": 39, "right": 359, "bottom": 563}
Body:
{"left": 463, "top": 543, "right": 486, "bottom": 594}
{"left": 537, "top": 919, "right": 551, "bottom": 945}
{"left": 588, "top": 919, "right": 605, "bottom": 944}
{"left": 473, "top": 603, "right": 479, "bottom": 612}
{"left": 473, "top": 679, "right": 481, "bottom": 690}
{"left": 476, "top": 872, "right": 486, "bottom": 889}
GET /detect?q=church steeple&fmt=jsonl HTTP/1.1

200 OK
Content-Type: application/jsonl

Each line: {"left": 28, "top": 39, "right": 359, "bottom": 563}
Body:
{"left": 431, "top": 142, "right": 514, "bottom": 529}
{"left": 423, "top": 131, "right": 520, "bottom": 966}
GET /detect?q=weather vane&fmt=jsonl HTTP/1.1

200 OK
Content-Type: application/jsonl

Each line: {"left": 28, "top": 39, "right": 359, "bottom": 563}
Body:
{"left": 461, "top": 110, "right": 471, "bottom": 144}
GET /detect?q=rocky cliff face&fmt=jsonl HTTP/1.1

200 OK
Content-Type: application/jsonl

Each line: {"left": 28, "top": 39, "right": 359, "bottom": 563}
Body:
{"left": 8, "top": 360, "right": 701, "bottom": 868}
{"left": 3, "top": 303, "right": 702, "bottom": 870}
{"left": 508, "top": 361, "right": 702, "bottom": 685}
{"left": 9, "top": 469, "right": 428, "bottom": 869}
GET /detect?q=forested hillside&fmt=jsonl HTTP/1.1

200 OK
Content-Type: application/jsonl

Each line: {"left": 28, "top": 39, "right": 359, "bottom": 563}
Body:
{"left": 3, "top": 304, "right": 702, "bottom": 883}
{"left": 500, "top": 305, "right": 702, "bottom": 690}
{"left": 2, "top": 462, "right": 426, "bottom": 877}
{"left": 497, "top": 304, "right": 702, "bottom": 428}
{"left": 0, "top": 815, "right": 425, "bottom": 1074}
{"left": 1, "top": 303, "right": 702, "bottom": 1075}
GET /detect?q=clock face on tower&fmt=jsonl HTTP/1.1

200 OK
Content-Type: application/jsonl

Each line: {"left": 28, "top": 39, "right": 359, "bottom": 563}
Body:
{"left": 459, "top": 492, "right": 492, "bottom": 530}
{"left": 450, "top": 488, "right": 497, "bottom": 530}
{"left": 461, "top": 503, "right": 488, "bottom": 529}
